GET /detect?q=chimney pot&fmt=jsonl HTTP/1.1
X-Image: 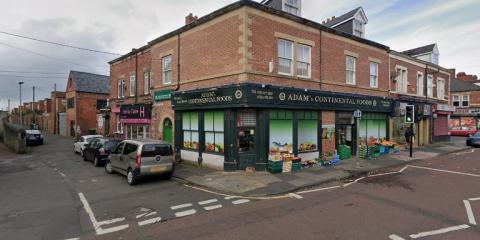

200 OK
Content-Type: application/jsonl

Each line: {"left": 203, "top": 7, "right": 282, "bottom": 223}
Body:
{"left": 185, "top": 13, "right": 197, "bottom": 25}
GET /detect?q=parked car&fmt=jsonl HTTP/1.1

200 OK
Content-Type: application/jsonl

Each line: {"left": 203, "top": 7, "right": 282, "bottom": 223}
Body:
{"left": 83, "top": 138, "right": 122, "bottom": 166}
{"left": 466, "top": 131, "right": 480, "bottom": 147}
{"left": 449, "top": 127, "right": 477, "bottom": 136}
{"left": 74, "top": 135, "right": 103, "bottom": 156}
{"left": 25, "top": 130, "right": 44, "bottom": 146}
{"left": 105, "top": 139, "right": 174, "bottom": 185}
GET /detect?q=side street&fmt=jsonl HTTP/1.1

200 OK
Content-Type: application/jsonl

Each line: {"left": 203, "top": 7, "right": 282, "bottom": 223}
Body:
{"left": 1, "top": 0, "right": 480, "bottom": 239}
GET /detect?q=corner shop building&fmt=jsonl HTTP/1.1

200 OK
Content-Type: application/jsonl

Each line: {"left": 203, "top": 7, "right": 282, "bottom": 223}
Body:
{"left": 172, "top": 83, "right": 394, "bottom": 171}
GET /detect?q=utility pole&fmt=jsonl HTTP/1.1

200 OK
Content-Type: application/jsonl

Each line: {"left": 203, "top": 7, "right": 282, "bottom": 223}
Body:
{"left": 8, "top": 99, "right": 11, "bottom": 122}
{"left": 32, "top": 86, "right": 36, "bottom": 126}
{"left": 19, "top": 81, "right": 24, "bottom": 126}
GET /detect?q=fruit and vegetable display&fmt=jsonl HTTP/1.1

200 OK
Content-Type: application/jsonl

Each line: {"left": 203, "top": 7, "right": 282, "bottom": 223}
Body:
{"left": 183, "top": 141, "right": 199, "bottom": 150}
{"left": 298, "top": 141, "right": 317, "bottom": 152}
{"left": 205, "top": 143, "right": 224, "bottom": 153}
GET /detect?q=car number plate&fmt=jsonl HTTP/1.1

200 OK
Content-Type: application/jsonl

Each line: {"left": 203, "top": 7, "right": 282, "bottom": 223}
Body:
{"left": 150, "top": 166, "right": 167, "bottom": 173}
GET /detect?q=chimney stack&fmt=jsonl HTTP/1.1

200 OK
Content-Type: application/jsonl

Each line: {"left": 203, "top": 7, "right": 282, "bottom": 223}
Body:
{"left": 185, "top": 13, "right": 198, "bottom": 25}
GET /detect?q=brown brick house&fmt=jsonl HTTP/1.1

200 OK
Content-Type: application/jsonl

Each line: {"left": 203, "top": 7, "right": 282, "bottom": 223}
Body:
{"left": 65, "top": 71, "right": 109, "bottom": 138}
{"left": 49, "top": 91, "right": 66, "bottom": 135}
{"left": 449, "top": 77, "right": 480, "bottom": 131}
{"left": 108, "top": 0, "right": 453, "bottom": 171}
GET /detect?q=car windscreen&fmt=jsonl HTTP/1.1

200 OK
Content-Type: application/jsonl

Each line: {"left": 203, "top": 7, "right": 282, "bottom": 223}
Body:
{"left": 104, "top": 141, "right": 121, "bottom": 151}
{"left": 141, "top": 144, "right": 172, "bottom": 157}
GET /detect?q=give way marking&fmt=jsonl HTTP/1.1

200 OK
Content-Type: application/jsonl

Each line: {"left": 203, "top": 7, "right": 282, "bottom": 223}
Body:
{"left": 78, "top": 192, "right": 129, "bottom": 235}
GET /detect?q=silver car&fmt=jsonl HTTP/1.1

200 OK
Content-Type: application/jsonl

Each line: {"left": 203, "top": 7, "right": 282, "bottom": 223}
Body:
{"left": 105, "top": 139, "right": 175, "bottom": 185}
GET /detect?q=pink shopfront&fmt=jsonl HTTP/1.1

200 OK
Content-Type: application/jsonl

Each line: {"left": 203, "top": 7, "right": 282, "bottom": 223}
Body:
{"left": 120, "top": 103, "right": 152, "bottom": 139}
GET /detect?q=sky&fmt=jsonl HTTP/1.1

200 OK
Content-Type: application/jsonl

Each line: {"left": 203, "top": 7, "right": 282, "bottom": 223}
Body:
{"left": 0, "top": 0, "right": 479, "bottom": 110}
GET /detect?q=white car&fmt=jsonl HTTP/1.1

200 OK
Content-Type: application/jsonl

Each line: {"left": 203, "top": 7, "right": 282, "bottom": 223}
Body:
{"left": 74, "top": 135, "right": 103, "bottom": 156}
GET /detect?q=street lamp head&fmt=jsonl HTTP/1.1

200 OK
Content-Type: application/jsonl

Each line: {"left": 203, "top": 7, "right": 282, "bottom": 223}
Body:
{"left": 19, "top": 81, "right": 24, "bottom": 85}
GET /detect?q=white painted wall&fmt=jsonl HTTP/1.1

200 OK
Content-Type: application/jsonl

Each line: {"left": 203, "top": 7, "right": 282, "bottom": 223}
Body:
{"left": 202, "top": 153, "right": 224, "bottom": 170}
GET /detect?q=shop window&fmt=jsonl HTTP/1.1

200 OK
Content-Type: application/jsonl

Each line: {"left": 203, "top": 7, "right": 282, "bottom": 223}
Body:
{"left": 182, "top": 112, "right": 199, "bottom": 150}
{"left": 269, "top": 110, "right": 293, "bottom": 160}
{"left": 126, "top": 125, "right": 150, "bottom": 139}
{"left": 359, "top": 113, "right": 387, "bottom": 146}
{"left": 278, "top": 39, "right": 293, "bottom": 75}
{"left": 298, "top": 111, "right": 318, "bottom": 153}
{"left": 204, "top": 111, "right": 224, "bottom": 154}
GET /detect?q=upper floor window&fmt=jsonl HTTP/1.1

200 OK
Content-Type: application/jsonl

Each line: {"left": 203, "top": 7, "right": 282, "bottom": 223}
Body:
{"left": 129, "top": 73, "right": 136, "bottom": 97}
{"left": 369, "top": 62, "right": 378, "bottom": 88}
{"left": 427, "top": 75, "right": 433, "bottom": 97}
{"left": 462, "top": 95, "right": 469, "bottom": 107}
{"left": 396, "top": 67, "right": 407, "bottom": 93}
{"left": 453, "top": 95, "right": 460, "bottom": 107}
{"left": 346, "top": 56, "right": 356, "bottom": 85}
{"left": 117, "top": 79, "right": 125, "bottom": 99}
{"left": 67, "top": 98, "right": 75, "bottom": 109}
{"left": 417, "top": 73, "right": 424, "bottom": 96}
{"left": 353, "top": 19, "right": 363, "bottom": 37}
{"left": 296, "top": 44, "right": 311, "bottom": 78}
{"left": 278, "top": 39, "right": 294, "bottom": 75}
{"left": 283, "top": 0, "right": 300, "bottom": 16}
{"left": 162, "top": 55, "right": 172, "bottom": 84}
{"left": 437, "top": 78, "right": 445, "bottom": 100}
{"left": 144, "top": 71, "right": 151, "bottom": 95}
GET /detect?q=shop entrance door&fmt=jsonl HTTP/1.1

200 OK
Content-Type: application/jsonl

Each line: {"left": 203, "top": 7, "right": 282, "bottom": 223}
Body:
{"left": 237, "top": 109, "right": 257, "bottom": 170}
{"left": 336, "top": 124, "right": 356, "bottom": 155}
{"left": 163, "top": 118, "right": 173, "bottom": 143}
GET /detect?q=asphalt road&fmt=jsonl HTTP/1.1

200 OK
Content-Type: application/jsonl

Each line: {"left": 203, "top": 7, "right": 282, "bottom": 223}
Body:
{"left": 0, "top": 134, "right": 253, "bottom": 240}
{"left": 1, "top": 134, "right": 479, "bottom": 240}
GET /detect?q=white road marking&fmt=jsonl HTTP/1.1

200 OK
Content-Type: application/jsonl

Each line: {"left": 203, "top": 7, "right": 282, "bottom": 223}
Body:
{"left": 198, "top": 199, "right": 218, "bottom": 205}
{"left": 64, "top": 238, "right": 79, "bottom": 240}
{"left": 469, "top": 197, "right": 480, "bottom": 201}
{"left": 91, "top": 179, "right": 97, "bottom": 183}
{"left": 175, "top": 209, "right": 197, "bottom": 217}
{"left": 399, "top": 165, "right": 409, "bottom": 173}
{"left": 409, "top": 165, "right": 480, "bottom": 177}
{"left": 138, "top": 217, "right": 162, "bottom": 226}
{"left": 78, "top": 192, "right": 129, "bottom": 235}
{"left": 224, "top": 196, "right": 236, "bottom": 200}
{"left": 288, "top": 193, "right": 303, "bottom": 199}
{"left": 59, "top": 172, "right": 66, "bottom": 177}
{"left": 204, "top": 204, "right": 223, "bottom": 211}
{"left": 171, "top": 203, "right": 193, "bottom": 210}
{"left": 388, "top": 234, "right": 406, "bottom": 240}
{"left": 136, "top": 212, "right": 148, "bottom": 219}
{"left": 232, "top": 199, "right": 250, "bottom": 205}
{"left": 97, "top": 217, "right": 126, "bottom": 226}
{"left": 368, "top": 172, "right": 399, "bottom": 177}
{"left": 409, "top": 224, "right": 470, "bottom": 239}
{"left": 145, "top": 211, "right": 157, "bottom": 217}
{"left": 297, "top": 185, "right": 341, "bottom": 194}
{"left": 464, "top": 200, "right": 477, "bottom": 225}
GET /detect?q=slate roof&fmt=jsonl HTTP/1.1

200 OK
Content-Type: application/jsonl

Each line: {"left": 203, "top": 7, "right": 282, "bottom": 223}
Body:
{"left": 70, "top": 71, "right": 110, "bottom": 94}
{"left": 323, "top": 7, "right": 362, "bottom": 27}
{"left": 402, "top": 44, "right": 436, "bottom": 57}
{"left": 450, "top": 78, "right": 480, "bottom": 92}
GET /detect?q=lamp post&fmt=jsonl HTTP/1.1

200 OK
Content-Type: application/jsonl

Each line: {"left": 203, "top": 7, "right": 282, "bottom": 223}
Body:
{"left": 19, "top": 81, "right": 24, "bottom": 126}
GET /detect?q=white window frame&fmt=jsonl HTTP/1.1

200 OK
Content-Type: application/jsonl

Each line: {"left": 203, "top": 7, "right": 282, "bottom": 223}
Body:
{"left": 437, "top": 78, "right": 445, "bottom": 100}
{"left": 278, "top": 39, "right": 294, "bottom": 76}
{"left": 144, "top": 70, "right": 151, "bottom": 95}
{"left": 129, "top": 73, "right": 136, "bottom": 97}
{"left": 117, "top": 79, "right": 125, "bottom": 99}
{"left": 395, "top": 66, "right": 407, "bottom": 93}
{"left": 116, "top": 114, "right": 123, "bottom": 133}
{"left": 296, "top": 44, "right": 311, "bottom": 78}
{"left": 282, "top": 0, "right": 301, "bottom": 16}
{"left": 162, "top": 55, "right": 172, "bottom": 85}
{"left": 353, "top": 19, "right": 363, "bottom": 37}
{"left": 452, "top": 95, "right": 460, "bottom": 107}
{"left": 427, "top": 75, "right": 433, "bottom": 97}
{"left": 346, "top": 55, "right": 356, "bottom": 85}
{"left": 462, "top": 95, "right": 470, "bottom": 107}
{"left": 417, "top": 72, "right": 424, "bottom": 96}
{"left": 369, "top": 62, "right": 378, "bottom": 88}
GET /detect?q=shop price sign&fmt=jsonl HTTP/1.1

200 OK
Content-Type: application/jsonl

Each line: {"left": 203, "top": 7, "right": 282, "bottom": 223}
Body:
{"left": 353, "top": 110, "right": 362, "bottom": 118}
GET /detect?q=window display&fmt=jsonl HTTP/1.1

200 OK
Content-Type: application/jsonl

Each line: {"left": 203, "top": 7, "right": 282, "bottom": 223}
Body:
{"left": 269, "top": 110, "right": 293, "bottom": 160}
{"left": 204, "top": 111, "right": 224, "bottom": 153}
{"left": 359, "top": 113, "right": 387, "bottom": 146}
{"left": 298, "top": 111, "right": 318, "bottom": 152}
{"left": 183, "top": 112, "right": 199, "bottom": 150}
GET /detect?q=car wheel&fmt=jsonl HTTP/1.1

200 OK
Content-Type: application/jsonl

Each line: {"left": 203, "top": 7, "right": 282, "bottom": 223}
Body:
{"left": 82, "top": 152, "right": 87, "bottom": 161}
{"left": 127, "top": 169, "right": 137, "bottom": 186}
{"left": 105, "top": 162, "right": 114, "bottom": 174}
{"left": 93, "top": 156, "right": 100, "bottom": 167}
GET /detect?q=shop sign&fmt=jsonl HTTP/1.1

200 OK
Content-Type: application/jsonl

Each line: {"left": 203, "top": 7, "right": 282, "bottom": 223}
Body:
{"left": 154, "top": 90, "right": 173, "bottom": 101}
{"left": 435, "top": 104, "right": 455, "bottom": 112}
{"left": 173, "top": 84, "right": 394, "bottom": 113}
{"left": 120, "top": 104, "right": 152, "bottom": 121}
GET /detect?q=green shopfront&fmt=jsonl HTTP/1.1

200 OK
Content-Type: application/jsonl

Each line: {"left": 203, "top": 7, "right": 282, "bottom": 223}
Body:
{"left": 172, "top": 83, "right": 394, "bottom": 171}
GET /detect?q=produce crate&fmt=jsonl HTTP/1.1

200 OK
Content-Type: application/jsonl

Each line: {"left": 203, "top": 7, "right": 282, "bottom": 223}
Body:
{"left": 292, "top": 162, "right": 302, "bottom": 172}
{"left": 268, "top": 160, "right": 283, "bottom": 174}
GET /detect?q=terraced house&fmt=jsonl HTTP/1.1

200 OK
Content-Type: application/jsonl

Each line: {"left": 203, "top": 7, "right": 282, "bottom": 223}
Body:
{"left": 108, "top": 0, "right": 453, "bottom": 171}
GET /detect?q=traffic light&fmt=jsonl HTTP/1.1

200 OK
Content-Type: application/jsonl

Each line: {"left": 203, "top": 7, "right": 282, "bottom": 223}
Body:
{"left": 405, "top": 105, "right": 415, "bottom": 124}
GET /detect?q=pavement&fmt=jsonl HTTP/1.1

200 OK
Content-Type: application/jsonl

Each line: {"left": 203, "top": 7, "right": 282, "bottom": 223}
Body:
{"left": 173, "top": 138, "right": 470, "bottom": 197}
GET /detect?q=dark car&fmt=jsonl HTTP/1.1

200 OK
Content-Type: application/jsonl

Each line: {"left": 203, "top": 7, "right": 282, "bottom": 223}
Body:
{"left": 83, "top": 138, "right": 121, "bottom": 166}
{"left": 25, "top": 130, "right": 44, "bottom": 146}
{"left": 466, "top": 131, "right": 480, "bottom": 147}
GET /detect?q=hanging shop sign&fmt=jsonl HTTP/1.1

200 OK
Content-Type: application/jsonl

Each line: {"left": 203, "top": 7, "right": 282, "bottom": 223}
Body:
{"left": 120, "top": 104, "right": 152, "bottom": 124}
{"left": 172, "top": 83, "right": 394, "bottom": 112}
{"left": 154, "top": 89, "right": 173, "bottom": 101}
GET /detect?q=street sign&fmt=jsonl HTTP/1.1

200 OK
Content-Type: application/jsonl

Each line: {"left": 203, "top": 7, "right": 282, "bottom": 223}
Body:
{"left": 353, "top": 110, "right": 362, "bottom": 118}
